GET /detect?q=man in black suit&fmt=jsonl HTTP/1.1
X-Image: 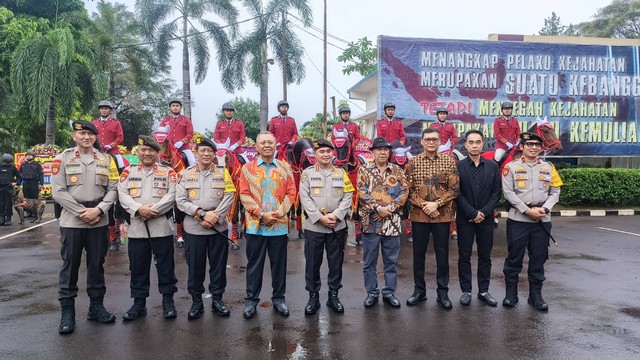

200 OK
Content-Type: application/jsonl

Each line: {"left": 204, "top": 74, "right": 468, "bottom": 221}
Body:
{"left": 455, "top": 130, "right": 501, "bottom": 306}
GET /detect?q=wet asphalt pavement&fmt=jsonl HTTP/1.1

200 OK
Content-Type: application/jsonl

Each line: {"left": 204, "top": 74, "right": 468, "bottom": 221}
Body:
{"left": 0, "top": 207, "right": 639, "bottom": 359}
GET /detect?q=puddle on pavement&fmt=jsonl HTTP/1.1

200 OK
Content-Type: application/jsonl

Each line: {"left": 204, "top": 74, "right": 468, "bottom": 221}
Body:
{"left": 620, "top": 307, "right": 640, "bottom": 319}
{"left": 21, "top": 300, "right": 58, "bottom": 316}
{"left": 551, "top": 253, "right": 606, "bottom": 261}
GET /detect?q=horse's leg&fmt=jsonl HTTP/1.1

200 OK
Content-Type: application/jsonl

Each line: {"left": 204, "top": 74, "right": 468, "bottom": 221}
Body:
{"left": 297, "top": 206, "right": 304, "bottom": 239}
{"left": 450, "top": 221, "right": 457, "bottom": 240}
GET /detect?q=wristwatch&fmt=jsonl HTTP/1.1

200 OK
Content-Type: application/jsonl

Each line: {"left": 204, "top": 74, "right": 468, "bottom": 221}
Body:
{"left": 543, "top": 207, "right": 550, "bottom": 214}
{"left": 199, "top": 210, "right": 207, "bottom": 218}
{"left": 257, "top": 212, "right": 264, "bottom": 220}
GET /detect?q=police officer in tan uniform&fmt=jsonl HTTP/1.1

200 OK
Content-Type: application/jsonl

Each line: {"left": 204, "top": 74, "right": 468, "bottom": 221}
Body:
{"left": 52, "top": 120, "right": 119, "bottom": 334}
{"left": 502, "top": 132, "right": 562, "bottom": 311}
{"left": 176, "top": 137, "right": 236, "bottom": 320}
{"left": 299, "top": 139, "right": 354, "bottom": 315}
{"left": 118, "top": 136, "right": 179, "bottom": 321}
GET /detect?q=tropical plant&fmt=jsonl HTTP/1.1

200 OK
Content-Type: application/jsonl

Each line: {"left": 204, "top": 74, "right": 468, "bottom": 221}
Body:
{"left": 337, "top": 36, "right": 377, "bottom": 77}
{"left": 220, "top": 0, "right": 312, "bottom": 131}
{"left": 205, "top": 96, "right": 261, "bottom": 141}
{"left": 300, "top": 112, "right": 334, "bottom": 140}
{"left": 576, "top": 0, "right": 640, "bottom": 38}
{"left": 135, "top": 0, "right": 239, "bottom": 119}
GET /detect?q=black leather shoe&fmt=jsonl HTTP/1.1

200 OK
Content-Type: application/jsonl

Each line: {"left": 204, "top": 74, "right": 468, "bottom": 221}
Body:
{"left": 123, "top": 302, "right": 147, "bottom": 321}
{"left": 162, "top": 297, "right": 177, "bottom": 318}
{"left": 326, "top": 290, "right": 344, "bottom": 313}
{"left": 383, "top": 295, "right": 401, "bottom": 308}
{"left": 460, "top": 292, "right": 472, "bottom": 306}
{"left": 58, "top": 299, "right": 75, "bottom": 335}
{"left": 407, "top": 291, "right": 427, "bottom": 306}
{"left": 188, "top": 300, "right": 204, "bottom": 320}
{"left": 243, "top": 303, "right": 257, "bottom": 319}
{"left": 273, "top": 302, "right": 289, "bottom": 317}
{"left": 502, "top": 296, "right": 519, "bottom": 307}
{"left": 363, "top": 294, "right": 378, "bottom": 308}
{"left": 305, "top": 293, "right": 320, "bottom": 315}
{"left": 87, "top": 298, "right": 116, "bottom": 323}
{"left": 528, "top": 296, "right": 549, "bottom": 311}
{"left": 478, "top": 292, "right": 498, "bottom": 307}
{"left": 211, "top": 298, "right": 230, "bottom": 316}
{"left": 437, "top": 295, "right": 453, "bottom": 310}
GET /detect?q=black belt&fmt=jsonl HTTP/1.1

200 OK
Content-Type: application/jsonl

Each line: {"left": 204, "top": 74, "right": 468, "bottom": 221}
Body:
{"left": 78, "top": 199, "right": 102, "bottom": 207}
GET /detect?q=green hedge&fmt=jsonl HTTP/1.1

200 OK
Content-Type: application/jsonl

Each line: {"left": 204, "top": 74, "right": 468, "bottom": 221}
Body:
{"left": 558, "top": 168, "right": 640, "bottom": 206}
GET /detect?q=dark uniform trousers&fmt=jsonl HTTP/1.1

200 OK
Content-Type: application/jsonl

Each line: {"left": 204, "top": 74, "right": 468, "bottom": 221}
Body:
{"left": 22, "top": 180, "right": 39, "bottom": 199}
{"left": 457, "top": 221, "right": 494, "bottom": 293}
{"left": 503, "top": 219, "right": 550, "bottom": 285}
{"left": 304, "top": 228, "right": 347, "bottom": 293}
{"left": 244, "top": 234, "right": 288, "bottom": 304}
{"left": 411, "top": 222, "right": 450, "bottom": 296}
{"left": 184, "top": 231, "right": 229, "bottom": 297}
{"left": 0, "top": 186, "right": 11, "bottom": 219}
{"left": 58, "top": 227, "right": 109, "bottom": 299}
{"left": 128, "top": 235, "right": 177, "bottom": 298}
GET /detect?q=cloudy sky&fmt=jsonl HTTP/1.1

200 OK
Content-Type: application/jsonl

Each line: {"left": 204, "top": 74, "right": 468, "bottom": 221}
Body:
{"left": 83, "top": 0, "right": 612, "bottom": 133}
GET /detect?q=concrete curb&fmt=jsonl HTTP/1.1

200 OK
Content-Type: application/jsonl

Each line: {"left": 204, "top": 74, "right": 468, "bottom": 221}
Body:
{"left": 499, "top": 209, "right": 640, "bottom": 218}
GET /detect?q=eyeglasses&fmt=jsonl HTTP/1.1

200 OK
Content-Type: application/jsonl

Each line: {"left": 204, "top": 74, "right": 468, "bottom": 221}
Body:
{"left": 422, "top": 138, "right": 440, "bottom": 143}
{"left": 524, "top": 142, "right": 542, "bottom": 148}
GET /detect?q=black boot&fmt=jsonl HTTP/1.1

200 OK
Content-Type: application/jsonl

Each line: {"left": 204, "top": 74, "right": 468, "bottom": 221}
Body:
{"left": 188, "top": 295, "right": 204, "bottom": 320}
{"left": 326, "top": 290, "right": 344, "bottom": 313}
{"left": 211, "top": 297, "right": 230, "bottom": 317}
{"left": 502, "top": 281, "right": 519, "bottom": 307}
{"left": 123, "top": 298, "right": 147, "bottom": 321}
{"left": 304, "top": 292, "right": 320, "bottom": 315}
{"left": 87, "top": 297, "right": 116, "bottom": 323}
{"left": 162, "top": 294, "right": 177, "bottom": 318}
{"left": 58, "top": 298, "right": 75, "bottom": 334}
{"left": 4, "top": 216, "right": 11, "bottom": 226}
{"left": 528, "top": 284, "right": 549, "bottom": 311}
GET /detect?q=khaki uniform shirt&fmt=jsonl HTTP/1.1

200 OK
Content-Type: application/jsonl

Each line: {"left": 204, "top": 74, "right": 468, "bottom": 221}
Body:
{"left": 51, "top": 147, "right": 119, "bottom": 228}
{"left": 176, "top": 164, "right": 236, "bottom": 235}
{"left": 300, "top": 164, "right": 354, "bottom": 234}
{"left": 117, "top": 164, "right": 177, "bottom": 238}
{"left": 502, "top": 157, "right": 562, "bottom": 223}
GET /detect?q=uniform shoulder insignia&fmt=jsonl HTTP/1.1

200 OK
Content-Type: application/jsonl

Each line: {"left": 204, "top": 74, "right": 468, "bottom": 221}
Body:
{"left": 549, "top": 162, "right": 563, "bottom": 187}
{"left": 168, "top": 169, "right": 178, "bottom": 183}
{"left": 502, "top": 165, "right": 510, "bottom": 177}
{"left": 223, "top": 168, "right": 236, "bottom": 192}
{"left": 120, "top": 168, "right": 130, "bottom": 182}
{"left": 52, "top": 159, "right": 62, "bottom": 175}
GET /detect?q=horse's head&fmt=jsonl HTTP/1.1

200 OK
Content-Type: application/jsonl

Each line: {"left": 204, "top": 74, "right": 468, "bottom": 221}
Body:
{"left": 390, "top": 140, "right": 412, "bottom": 167}
{"left": 292, "top": 138, "right": 316, "bottom": 169}
{"left": 332, "top": 127, "right": 352, "bottom": 165}
{"left": 153, "top": 124, "right": 171, "bottom": 145}
{"left": 531, "top": 116, "right": 563, "bottom": 155}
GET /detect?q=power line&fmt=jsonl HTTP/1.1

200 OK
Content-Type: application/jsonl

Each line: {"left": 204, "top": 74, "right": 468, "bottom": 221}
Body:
{"left": 290, "top": 23, "right": 346, "bottom": 51}
{"left": 286, "top": 12, "right": 351, "bottom": 45}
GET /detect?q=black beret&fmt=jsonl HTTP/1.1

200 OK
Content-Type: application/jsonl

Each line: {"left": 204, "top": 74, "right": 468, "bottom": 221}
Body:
{"left": 314, "top": 139, "right": 334, "bottom": 150}
{"left": 138, "top": 135, "right": 161, "bottom": 151}
{"left": 194, "top": 137, "right": 217, "bottom": 150}
{"left": 72, "top": 120, "right": 99, "bottom": 135}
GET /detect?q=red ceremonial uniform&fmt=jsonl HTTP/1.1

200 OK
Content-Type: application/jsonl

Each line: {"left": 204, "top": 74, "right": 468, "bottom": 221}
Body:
{"left": 376, "top": 118, "right": 406, "bottom": 144}
{"left": 159, "top": 114, "right": 194, "bottom": 151}
{"left": 429, "top": 121, "right": 458, "bottom": 145}
{"left": 331, "top": 121, "right": 361, "bottom": 148}
{"left": 493, "top": 116, "right": 521, "bottom": 151}
{"left": 214, "top": 119, "right": 246, "bottom": 153}
{"left": 269, "top": 116, "right": 299, "bottom": 145}
{"left": 92, "top": 117, "right": 124, "bottom": 155}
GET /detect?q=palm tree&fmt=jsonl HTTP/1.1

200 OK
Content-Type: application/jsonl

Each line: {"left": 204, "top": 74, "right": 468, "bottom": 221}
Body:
{"left": 10, "top": 26, "right": 95, "bottom": 145}
{"left": 221, "top": 0, "right": 312, "bottom": 131}
{"left": 135, "top": 0, "right": 239, "bottom": 119}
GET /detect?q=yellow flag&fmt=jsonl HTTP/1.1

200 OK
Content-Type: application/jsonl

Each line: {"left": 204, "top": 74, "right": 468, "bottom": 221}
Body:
{"left": 108, "top": 157, "right": 119, "bottom": 180}
{"left": 343, "top": 170, "right": 355, "bottom": 193}
{"left": 549, "top": 163, "right": 563, "bottom": 187}
{"left": 223, "top": 168, "right": 236, "bottom": 192}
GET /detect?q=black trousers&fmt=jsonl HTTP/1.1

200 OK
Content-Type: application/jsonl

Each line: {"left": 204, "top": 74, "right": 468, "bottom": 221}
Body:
{"left": 184, "top": 231, "right": 229, "bottom": 297}
{"left": 0, "top": 187, "right": 11, "bottom": 219}
{"left": 58, "top": 226, "right": 109, "bottom": 299}
{"left": 411, "top": 222, "right": 450, "bottom": 296}
{"left": 128, "top": 236, "right": 177, "bottom": 299}
{"left": 304, "top": 228, "right": 347, "bottom": 293}
{"left": 22, "top": 180, "right": 39, "bottom": 199}
{"left": 457, "top": 221, "right": 494, "bottom": 293}
{"left": 503, "top": 220, "right": 550, "bottom": 286}
{"left": 245, "top": 234, "right": 288, "bottom": 304}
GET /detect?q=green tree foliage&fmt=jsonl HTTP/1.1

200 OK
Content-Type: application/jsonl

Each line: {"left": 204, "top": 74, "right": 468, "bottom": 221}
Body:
{"left": 576, "top": 0, "right": 640, "bottom": 38}
{"left": 538, "top": 12, "right": 576, "bottom": 36}
{"left": 0, "top": 0, "right": 85, "bottom": 21}
{"left": 205, "top": 96, "right": 261, "bottom": 141}
{"left": 220, "top": 0, "right": 312, "bottom": 130}
{"left": 136, "top": 0, "right": 239, "bottom": 119}
{"left": 117, "top": 104, "right": 155, "bottom": 149}
{"left": 300, "top": 112, "right": 334, "bottom": 140}
{"left": 336, "top": 36, "right": 377, "bottom": 77}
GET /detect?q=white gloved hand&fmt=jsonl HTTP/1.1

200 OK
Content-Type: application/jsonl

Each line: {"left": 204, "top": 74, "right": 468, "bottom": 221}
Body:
{"left": 229, "top": 144, "right": 239, "bottom": 151}
{"left": 174, "top": 141, "right": 184, "bottom": 149}
{"left": 506, "top": 142, "right": 514, "bottom": 149}
{"left": 437, "top": 140, "right": 451, "bottom": 153}
{"left": 103, "top": 145, "right": 112, "bottom": 151}
{"left": 287, "top": 141, "right": 295, "bottom": 146}
{"left": 276, "top": 142, "right": 282, "bottom": 148}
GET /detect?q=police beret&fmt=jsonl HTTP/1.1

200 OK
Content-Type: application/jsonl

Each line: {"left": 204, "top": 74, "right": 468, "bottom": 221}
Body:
{"left": 194, "top": 137, "right": 217, "bottom": 150}
{"left": 370, "top": 137, "right": 392, "bottom": 150}
{"left": 138, "top": 135, "right": 161, "bottom": 151}
{"left": 72, "top": 120, "right": 99, "bottom": 135}
{"left": 314, "top": 139, "right": 334, "bottom": 150}
{"left": 520, "top": 132, "right": 544, "bottom": 143}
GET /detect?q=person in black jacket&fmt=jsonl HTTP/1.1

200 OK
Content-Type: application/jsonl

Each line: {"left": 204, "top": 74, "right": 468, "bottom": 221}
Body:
{"left": 455, "top": 130, "right": 501, "bottom": 306}
{"left": 0, "top": 153, "right": 21, "bottom": 226}
{"left": 19, "top": 151, "right": 44, "bottom": 217}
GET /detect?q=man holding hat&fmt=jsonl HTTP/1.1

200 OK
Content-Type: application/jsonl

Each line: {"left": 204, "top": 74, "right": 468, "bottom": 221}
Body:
{"left": 92, "top": 100, "right": 125, "bottom": 169}
{"left": 19, "top": 150, "right": 44, "bottom": 208}
{"left": 52, "top": 120, "right": 120, "bottom": 334}
{"left": 502, "top": 132, "right": 562, "bottom": 311}
{"left": 117, "top": 135, "right": 179, "bottom": 321}
{"left": 357, "top": 137, "right": 409, "bottom": 309}
{"left": 214, "top": 102, "right": 246, "bottom": 154}
{"left": 299, "top": 139, "right": 355, "bottom": 315}
{"left": 376, "top": 102, "right": 406, "bottom": 145}
{"left": 159, "top": 99, "right": 196, "bottom": 166}
{"left": 176, "top": 137, "right": 236, "bottom": 319}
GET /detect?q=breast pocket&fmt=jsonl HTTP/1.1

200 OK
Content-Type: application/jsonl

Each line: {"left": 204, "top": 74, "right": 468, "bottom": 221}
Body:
{"left": 65, "top": 166, "right": 83, "bottom": 186}
{"left": 128, "top": 182, "right": 142, "bottom": 198}
{"left": 211, "top": 181, "right": 225, "bottom": 207}
{"left": 95, "top": 165, "right": 109, "bottom": 187}
{"left": 538, "top": 174, "right": 551, "bottom": 190}
{"left": 185, "top": 182, "right": 200, "bottom": 200}
{"left": 153, "top": 180, "right": 168, "bottom": 198}
{"left": 331, "top": 181, "right": 344, "bottom": 198}
{"left": 310, "top": 185, "right": 324, "bottom": 197}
